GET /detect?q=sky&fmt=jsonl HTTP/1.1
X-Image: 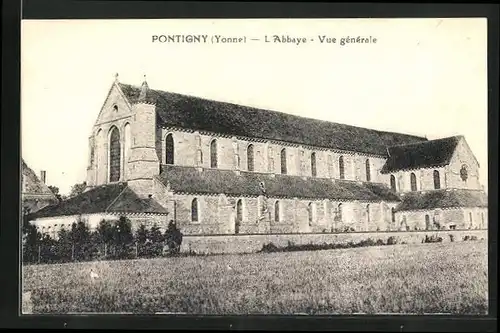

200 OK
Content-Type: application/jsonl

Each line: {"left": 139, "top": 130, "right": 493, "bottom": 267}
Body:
{"left": 21, "top": 18, "right": 488, "bottom": 195}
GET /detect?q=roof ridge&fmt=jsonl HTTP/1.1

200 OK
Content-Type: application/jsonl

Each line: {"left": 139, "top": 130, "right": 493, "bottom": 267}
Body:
{"left": 387, "top": 135, "right": 460, "bottom": 149}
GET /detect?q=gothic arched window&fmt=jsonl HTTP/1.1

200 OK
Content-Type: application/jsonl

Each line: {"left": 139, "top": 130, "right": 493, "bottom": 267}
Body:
{"left": 391, "top": 207, "right": 396, "bottom": 223}
{"left": 95, "top": 129, "right": 102, "bottom": 180}
{"left": 210, "top": 139, "right": 218, "bottom": 168}
{"left": 191, "top": 198, "right": 199, "bottom": 222}
{"left": 308, "top": 202, "right": 314, "bottom": 226}
{"left": 311, "top": 152, "right": 317, "bottom": 177}
{"left": 339, "top": 156, "right": 345, "bottom": 180}
{"left": 165, "top": 133, "right": 174, "bottom": 165}
{"left": 410, "top": 172, "right": 417, "bottom": 191}
{"left": 337, "top": 203, "right": 343, "bottom": 221}
{"left": 425, "top": 214, "right": 431, "bottom": 230}
{"left": 123, "top": 123, "right": 131, "bottom": 166}
{"left": 390, "top": 175, "right": 397, "bottom": 192}
{"left": 274, "top": 201, "right": 281, "bottom": 222}
{"left": 235, "top": 199, "right": 243, "bottom": 234}
{"left": 109, "top": 126, "right": 121, "bottom": 182}
{"left": 280, "top": 148, "right": 287, "bottom": 175}
{"left": 365, "top": 159, "right": 371, "bottom": 182}
{"left": 433, "top": 170, "right": 440, "bottom": 189}
{"left": 247, "top": 144, "right": 254, "bottom": 172}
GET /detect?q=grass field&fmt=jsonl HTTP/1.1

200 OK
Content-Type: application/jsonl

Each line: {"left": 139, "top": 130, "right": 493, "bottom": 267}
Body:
{"left": 22, "top": 241, "right": 488, "bottom": 315}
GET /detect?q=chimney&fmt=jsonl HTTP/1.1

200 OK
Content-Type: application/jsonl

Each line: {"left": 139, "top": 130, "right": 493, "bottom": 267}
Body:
{"left": 40, "top": 170, "right": 46, "bottom": 184}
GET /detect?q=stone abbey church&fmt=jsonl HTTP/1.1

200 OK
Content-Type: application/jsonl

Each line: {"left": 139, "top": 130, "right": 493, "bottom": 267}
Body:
{"left": 31, "top": 76, "right": 488, "bottom": 238}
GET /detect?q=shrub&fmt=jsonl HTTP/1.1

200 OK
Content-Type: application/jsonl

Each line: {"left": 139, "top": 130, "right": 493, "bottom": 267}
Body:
{"left": 260, "top": 243, "right": 280, "bottom": 253}
{"left": 342, "top": 226, "right": 355, "bottom": 233}
{"left": 424, "top": 235, "right": 443, "bottom": 243}
{"left": 358, "top": 238, "right": 376, "bottom": 247}
{"left": 260, "top": 236, "right": 396, "bottom": 254}
{"left": 462, "top": 235, "right": 478, "bottom": 242}
{"left": 387, "top": 236, "right": 399, "bottom": 245}
{"left": 449, "top": 234, "right": 455, "bottom": 242}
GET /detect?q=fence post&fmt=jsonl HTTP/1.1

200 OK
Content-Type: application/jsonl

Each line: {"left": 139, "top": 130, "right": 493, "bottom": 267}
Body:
{"left": 37, "top": 245, "right": 41, "bottom": 264}
{"left": 104, "top": 243, "right": 107, "bottom": 258}
{"left": 71, "top": 243, "right": 75, "bottom": 261}
{"left": 135, "top": 242, "right": 138, "bottom": 258}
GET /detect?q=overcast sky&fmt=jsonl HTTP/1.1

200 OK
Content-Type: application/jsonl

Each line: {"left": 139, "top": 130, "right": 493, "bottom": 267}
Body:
{"left": 21, "top": 18, "right": 488, "bottom": 195}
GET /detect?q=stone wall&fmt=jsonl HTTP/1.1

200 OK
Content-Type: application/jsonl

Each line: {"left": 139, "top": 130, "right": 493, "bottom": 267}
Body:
{"left": 395, "top": 207, "right": 488, "bottom": 231}
{"left": 158, "top": 128, "right": 387, "bottom": 184}
{"left": 170, "top": 193, "right": 399, "bottom": 235}
{"left": 445, "top": 138, "right": 482, "bottom": 190}
{"left": 88, "top": 83, "right": 134, "bottom": 186}
{"left": 32, "top": 213, "right": 170, "bottom": 239}
{"left": 387, "top": 167, "right": 446, "bottom": 193}
{"left": 180, "top": 229, "right": 488, "bottom": 255}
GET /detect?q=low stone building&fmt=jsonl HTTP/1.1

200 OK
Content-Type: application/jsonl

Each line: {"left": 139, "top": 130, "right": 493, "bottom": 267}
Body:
{"left": 21, "top": 159, "right": 58, "bottom": 214}
{"left": 30, "top": 76, "right": 488, "bottom": 238}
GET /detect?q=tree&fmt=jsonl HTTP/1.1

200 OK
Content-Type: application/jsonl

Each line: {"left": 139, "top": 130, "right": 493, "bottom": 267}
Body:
{"left": 135, "top": 224, "right": 148, "bottom": 244}
{"left": 39, "top": 234, "right": 58, "bottom": 263}
{"left": 22, "top": 207, "right": 41, "bottom": 263}
{"left": 147, "top": 224, "right": 164, "bottom": 257}
{"left": 47, "top": 185, "right": 64, "bottom": 202}
{"left": 135, "top": 224, "right": 148, "bottom": 257}
{"left": 95, "top": 219, "right": 114, "bottom": 259}
{"left": 148, "top": 224, "right": 164, "bottom": 243}
{"left": 70, "top": 216, "right": 92, "bottom": 261}
{"left": 112, "top": 216, "right": 134, "bottom": 259}
{"left": 96, "top": 219, "right": 114, "bottom": 244}
{"left": 164, "top": 220, "right": 183, "bottom": 255}
{"left": 55, "top": 227, "right": 73, "bottom": 262}
{"left": 69, "top": 181, "right": 87, "bottom": 198}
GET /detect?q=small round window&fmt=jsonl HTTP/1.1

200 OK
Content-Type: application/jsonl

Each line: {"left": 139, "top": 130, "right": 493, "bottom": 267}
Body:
{"left": 113, "top": 105, "right": 118, "bottom": 112}
{"left": 460, "top": 164, "right": 468, "bottom": 181}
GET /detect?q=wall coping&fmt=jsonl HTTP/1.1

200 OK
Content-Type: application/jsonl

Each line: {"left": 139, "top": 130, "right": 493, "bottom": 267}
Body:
{"left": 182, "top": 228, "right": 488, "bottom": 238}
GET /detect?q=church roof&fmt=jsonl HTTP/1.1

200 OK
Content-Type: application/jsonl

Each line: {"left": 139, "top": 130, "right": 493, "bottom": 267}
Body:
{"left": 21, "top": 159, "right": 58, "bottom": 199}
{"left": 395, "top": 189, "right": 488, "bottom": 212}
{"left": 158, "top": 165, "right": 401, "bottom": 202}
{"left": 381, "top": 136, "right": 461, "bottom": 174}
{"left": 117, "top": 83, "right": 427, "bottom": 156}
{"left": 31, "top": 182, "right": 168, "bottom": 219}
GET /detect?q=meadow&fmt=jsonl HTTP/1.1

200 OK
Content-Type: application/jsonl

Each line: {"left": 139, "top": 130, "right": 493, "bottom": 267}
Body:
{"left": 22, "top": 240, "right": 488, "bottom": 315}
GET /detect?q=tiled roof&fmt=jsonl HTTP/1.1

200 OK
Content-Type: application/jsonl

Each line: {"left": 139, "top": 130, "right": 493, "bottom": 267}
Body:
{"left": 158, "top": 165, "right": 401, "bottom": 202}
{"left": 31, "top": 183, "right": 168, "bottom": 219}
{"left": 118, "top": 83, "right": 427, "bottom": 156}
{"left": 107, "top": 186, "right": 168, "bottom": 214}
{"left": 381, "top": 136, "right": 461, "bottom": 174}
{"left": 395, "top": 189, "right": 488, "bottom": 212}
{"left": 21, "top": 159, "right": 58, "bottom": 199}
